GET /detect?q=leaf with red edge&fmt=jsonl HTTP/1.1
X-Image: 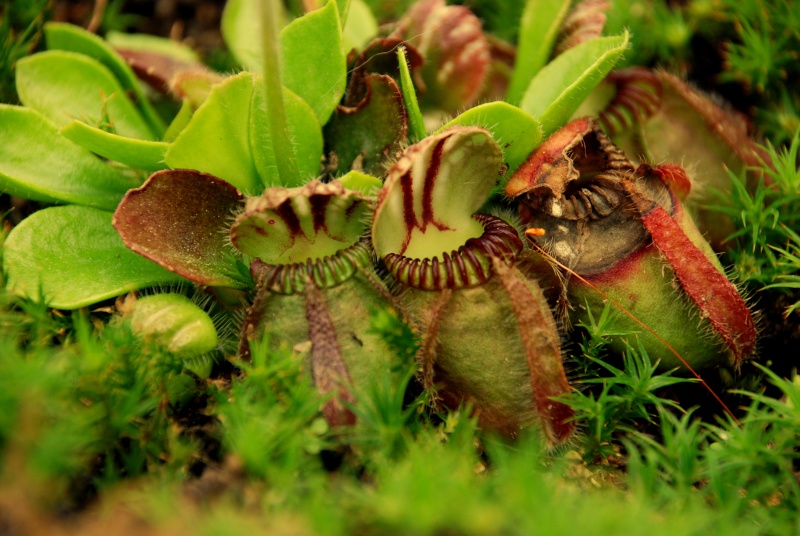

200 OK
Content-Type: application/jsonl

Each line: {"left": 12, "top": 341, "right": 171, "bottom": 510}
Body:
{"left": 113, "top": 169, "right": 246, "bottom": 288}
{"left": 509, "top": 118, "right": 757, "bottom": 370}
{"left": 325, "top": 74, "right": 408, "bottom": 176}
{"left": 627, "top": 189, "right": 757, "bottom": 368}
{"left": 105, "top": 30, "right": 215, "bottom": 96}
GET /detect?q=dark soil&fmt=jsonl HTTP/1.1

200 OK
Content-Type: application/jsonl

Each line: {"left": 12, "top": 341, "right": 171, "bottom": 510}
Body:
{"left": 53, "top": 0, "right": 228, "bottom": 56}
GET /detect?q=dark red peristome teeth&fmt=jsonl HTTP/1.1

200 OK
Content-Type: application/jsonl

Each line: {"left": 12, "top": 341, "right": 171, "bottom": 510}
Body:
{"left": 383, "top": 214, "right": 522, "bottom": 290}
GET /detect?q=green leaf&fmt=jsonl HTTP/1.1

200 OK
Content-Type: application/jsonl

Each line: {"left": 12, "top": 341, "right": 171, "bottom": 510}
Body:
{"left": 3, "top": 205, "right": 183, "bottom": 309}
{"left": 113, "top": 169, "right": 246, "bottom": 289}
{"left": 280, "top": 0, "right": 346, "bottom": 125}
{"left": 222, "top": 0, "right": 346, "bottom": 125}
{"left": 16, "top": 50, "right": 156, "bottom": 140}
{"left": 162, "top": 99, "right": 194, "bottom": 142}
{"left": 506, "top": 0, "right": 571, "bottom": 105}
{"left": 438, "top": 102, "right": 543, "bottom": 176}
{"left": 259, "top": 0, "right": 301, "bottom": 186}
{"left": 250, "top": 81, "right": 323, "bottom": 188}
{"left": 397, "top": 46, "right": 426, "bottom": 142}
{"left": 105, "top": 30, "right": 200, "bottom": 63}
{"left": 166, "top": 72, "right": 323, "bottom": 193}
{"left": 61, "top": 120, "right": 168, "bottom": 171}
{"left": 0, "top": 105, "right": 139, "bottom": 211}
{"left": 335, "top": 0, "right": 352, "bottom": 25}
{"left": 43, "top": 22, "right": 166, "bottom": 137}
{"left": 165, "top": 72, "right": 261, "bottom": 194}
{"left": 520, "top": 32, "right": 630, "bottom": 137}
{"left": 337, "top": 170, "right": 382, "bottom": 195}
{"left": 221, "top": 0, "right": 262, "bottom": 71}
{"left": 342, "top": 0, "right": 378, "bottom": 52}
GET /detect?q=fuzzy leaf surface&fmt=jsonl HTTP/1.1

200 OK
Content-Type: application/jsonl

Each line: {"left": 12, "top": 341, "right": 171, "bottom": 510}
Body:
{"left": 164, "top": 73, "right": 260, "bottom": 193}
{"left": 113, "top": 169, "right": 246, "bottom": 288}
{"left": 0, "top": 105, "right": 138, "bottom": 210}
{"left": 280, "top": 0, "right": 346, "bottom": 124}
{"left": 3, "top": 205, "right": 183, "bottom": 309}
{"left": 222, "top": 0, "right": 346, "bottom": 125}
{"left": 250, "top": 80, "right": 323, "bottom": 188}
{"left": 438, "top": 102, "right": 543, "bottom": 176}
{"left": 61, "top": 120, "right": 168, "bottom": 171}
{"left": 16, "top": 51, "right": 156, "bottom": 140}
{"left": 506, "top": 0, "right": 571, "bottom": 105}
{"left": 43, "top": 22, "right": 166, "bottom": 136}
{"left": 397, "top": 46, "right": 426, "bottom": 142}
{"left": 166, "top": 73, "right": 322, "bottom": 193}
{"left": 520, "top": 32, "right": 629, "bottom": 137}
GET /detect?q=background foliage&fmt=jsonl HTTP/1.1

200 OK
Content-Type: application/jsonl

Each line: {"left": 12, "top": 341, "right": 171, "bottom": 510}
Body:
{"left": 0, "top": 0, "right": 798, "bottom": 534}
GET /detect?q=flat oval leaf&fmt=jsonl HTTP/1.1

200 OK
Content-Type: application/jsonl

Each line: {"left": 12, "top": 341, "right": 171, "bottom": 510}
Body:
{"left": 16, "top": 50, "right": 156, "bottom": 140}
{"left": 221, "top": 0, "right": 262, "bottom": 71}
{"left": 0, "top": 105, "right": 139, "bottom": 210}
{"left": 520, "top": 32, "right": 629, "bottom": 137}
{"left": 372, "top": 127, "right": 503, "bottom": 260}
{"left": 3, "top": 205, "right": 183, "bottom": 309}
{"left": 165, "top": 72, "right": 261, "bottom": 194}
{"left": 61, "top": 120, "right": 168, "bottom": 171}
{"left": 281, "top": 0, "right": 346, "bottom": 124}
{"left": 506, "top": 0, "right": 572, "bottom": 105}
{"left": 438, "top": 101, "right": 543, "bottom": 176}
{"left": 106, "top": 30, "right": 200, "bottom": 63}
{"left": 106, "top": 32, "right": 222, "bottom": 98}
{"left": 128, "top": 293, "right": 219, "bottom": 358}
{"left": 44, "top": 22, "right": 166, "bottom": 137}
{"left": 250, "top": 81, "right": 323, "bottom": 188}
{"left": 113, "top": 169, "right": 246, "bottom": 288}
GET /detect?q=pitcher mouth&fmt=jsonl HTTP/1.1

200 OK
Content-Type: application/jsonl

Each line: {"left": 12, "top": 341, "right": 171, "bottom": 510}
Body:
{"left": 249, "top": 236, "right": 373, "bottom": 294}
{"left": 382, "top": 214, "right": 523, "bottom": 290}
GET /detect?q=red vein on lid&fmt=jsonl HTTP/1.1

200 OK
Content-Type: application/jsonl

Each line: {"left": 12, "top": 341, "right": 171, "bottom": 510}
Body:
{"left": 274, "top": 199, "right": 303, "bottom": 237}
{"left": 399, "top": 169, "right": 416, "bottom": 256}
{"left": 421, "top": 138, "right": 444, "bottom": 228}
{"left": 421, "top": 137, "right": 453, "bottom": 232}
{"left": 309, "top": 193, "right": 331, "bottom": 234}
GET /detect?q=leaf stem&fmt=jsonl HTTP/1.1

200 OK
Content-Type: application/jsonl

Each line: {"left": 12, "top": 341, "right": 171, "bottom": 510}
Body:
{"left": 260, "top": 0, "right": 300, "bottom": 185}
{"left": 397, "top": 46, "right": 426, "bottom": 142}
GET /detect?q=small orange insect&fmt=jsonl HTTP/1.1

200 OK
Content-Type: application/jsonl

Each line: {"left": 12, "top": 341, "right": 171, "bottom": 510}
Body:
{"left": 525, "top": 228, "right": 546, "bottom": 237}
